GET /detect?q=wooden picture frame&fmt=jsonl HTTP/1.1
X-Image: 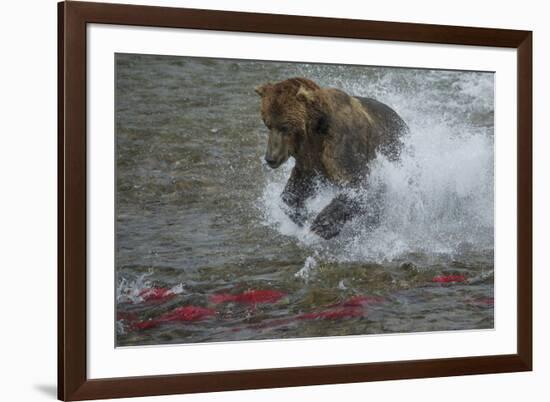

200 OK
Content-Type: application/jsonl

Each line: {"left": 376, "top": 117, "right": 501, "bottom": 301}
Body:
{"left": 58, "top": 1, "right": 532, "bottom": 400}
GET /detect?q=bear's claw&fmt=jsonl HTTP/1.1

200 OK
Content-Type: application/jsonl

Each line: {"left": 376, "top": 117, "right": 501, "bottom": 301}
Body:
{"left": 310, "top": 196, "right": 355, "bottom": 239}
{"left": 310, "top": 219, "right": 341, "bottom": 239}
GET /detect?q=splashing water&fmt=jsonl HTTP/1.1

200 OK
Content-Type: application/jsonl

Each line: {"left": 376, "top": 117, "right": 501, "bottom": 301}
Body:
{"left": 258, "top": 68, "right": 494, "bottom": 270}
{"left": 115, "top": 54, "right": 494, "bottom": 345}
{"left": 117, "top": 272, "right": 184, "bottom": 304}
{"left": 295, "top": 255, "right": 318, "bottom": 281}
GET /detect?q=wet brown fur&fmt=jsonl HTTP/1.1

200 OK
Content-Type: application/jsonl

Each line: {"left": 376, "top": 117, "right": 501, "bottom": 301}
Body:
{"left": 256, "top": 77, "right": 407, "bottom": 238}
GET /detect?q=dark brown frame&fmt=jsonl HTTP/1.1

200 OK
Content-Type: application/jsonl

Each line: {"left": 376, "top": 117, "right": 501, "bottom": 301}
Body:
{"left": 58, "top": 1, "right": 532, "bottom": 400}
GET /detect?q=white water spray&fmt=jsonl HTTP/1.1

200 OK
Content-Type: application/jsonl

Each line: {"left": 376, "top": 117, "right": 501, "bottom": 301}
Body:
{"left": 258, "top": 67, "right": 494, "bottom": 266}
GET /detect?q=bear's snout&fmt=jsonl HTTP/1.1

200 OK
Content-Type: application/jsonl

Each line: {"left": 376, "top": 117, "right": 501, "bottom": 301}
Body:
{"left": 265, "top": 156, "right": 279, "bottom": 168}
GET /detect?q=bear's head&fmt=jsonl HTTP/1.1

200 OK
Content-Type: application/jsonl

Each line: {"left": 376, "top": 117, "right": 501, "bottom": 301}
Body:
{"left": 255, "top": 77, "right": 325, "bottom": 169}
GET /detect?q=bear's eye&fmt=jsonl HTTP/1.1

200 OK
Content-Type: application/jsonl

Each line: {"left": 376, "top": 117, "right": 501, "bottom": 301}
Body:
{"left": 279, "top": 125, "right": 292, "bottom": 135}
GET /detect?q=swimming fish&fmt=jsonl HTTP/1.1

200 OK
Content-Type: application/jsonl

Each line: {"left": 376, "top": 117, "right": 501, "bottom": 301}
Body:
{"left": 244, "top": 306, "right": 365, "bottom": 331}
{"left": 133, "top": 306, "right": 216, "bottom": 330}
{"left": 296, "top": 295, "right": 379, "bottom": 321}
{"left": 431, "top": 275, "right": 467, "bottom": 283}
{"left": 470, "top": 297, "right": 494, "bottom": 306}
{"left": 139, "top": 287, "right": 176, "bottom": 302}
{"left": 116, "top": 311, "right": 138, "bottom": 321}
{"left": 341, "top": 295, "right": 385, "bottom": 307}
{"left": 158, "top": 305, "right": 216, "bottom": 321}
{"left": 209, "top": 289, "right": 286, "bottom": 305}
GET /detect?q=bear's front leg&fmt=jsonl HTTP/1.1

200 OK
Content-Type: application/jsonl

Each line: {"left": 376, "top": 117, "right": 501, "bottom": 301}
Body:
{"left": 310, "top": 194, "right": 360, "bottom": 239}
{"left": 281, "top": 167, "right": 316, "bottom": 226}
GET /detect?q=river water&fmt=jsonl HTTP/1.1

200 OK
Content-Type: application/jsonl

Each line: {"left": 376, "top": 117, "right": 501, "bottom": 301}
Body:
{"left": 115, "top": 53, "right": 494, "bottom": 347}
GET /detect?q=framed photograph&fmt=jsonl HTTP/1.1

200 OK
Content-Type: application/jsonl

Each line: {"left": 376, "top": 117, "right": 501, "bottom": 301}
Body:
{"left": 58, "top": 1, "right": 532, "bottom": 400}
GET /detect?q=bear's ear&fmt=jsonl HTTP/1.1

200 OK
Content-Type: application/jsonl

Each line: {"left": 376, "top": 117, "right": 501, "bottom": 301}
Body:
{"left": 255, "top": 83, "right": 273, "bottom": 97}
{"left": 296, "top": 86, "right": 317, "bottom": 104}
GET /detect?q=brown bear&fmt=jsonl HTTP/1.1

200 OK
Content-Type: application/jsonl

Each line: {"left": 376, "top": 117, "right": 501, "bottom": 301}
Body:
{"left": 255, "top": 77, "right": 407, "bottom": 239}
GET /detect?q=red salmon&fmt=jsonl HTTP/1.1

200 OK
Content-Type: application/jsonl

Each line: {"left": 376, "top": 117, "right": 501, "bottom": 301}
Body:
{"left": 341, "top": 295, "right": 385, "bottom": 307}
{"left": 133, "top": 306, "right": 216, "bottom": 330}
{"left": 139, "top": 287, "right": 176, "bottom": 302}
{"left": 209, "top": 289, "right": 286, "bottom": 305}
{"left": 133, "top": 320, "right": 158, "bottom": 330}
{"left": 158, "top": 306, "right": 216, "bottom": 322}
{"left": 116, "top": 311, "right": 139, "bottom": 321}
{"left": 431, "top": 275, "right": 467, "bottom": 283}
{"left": 471, "top": 297, "right": 494, "bottom": 306}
